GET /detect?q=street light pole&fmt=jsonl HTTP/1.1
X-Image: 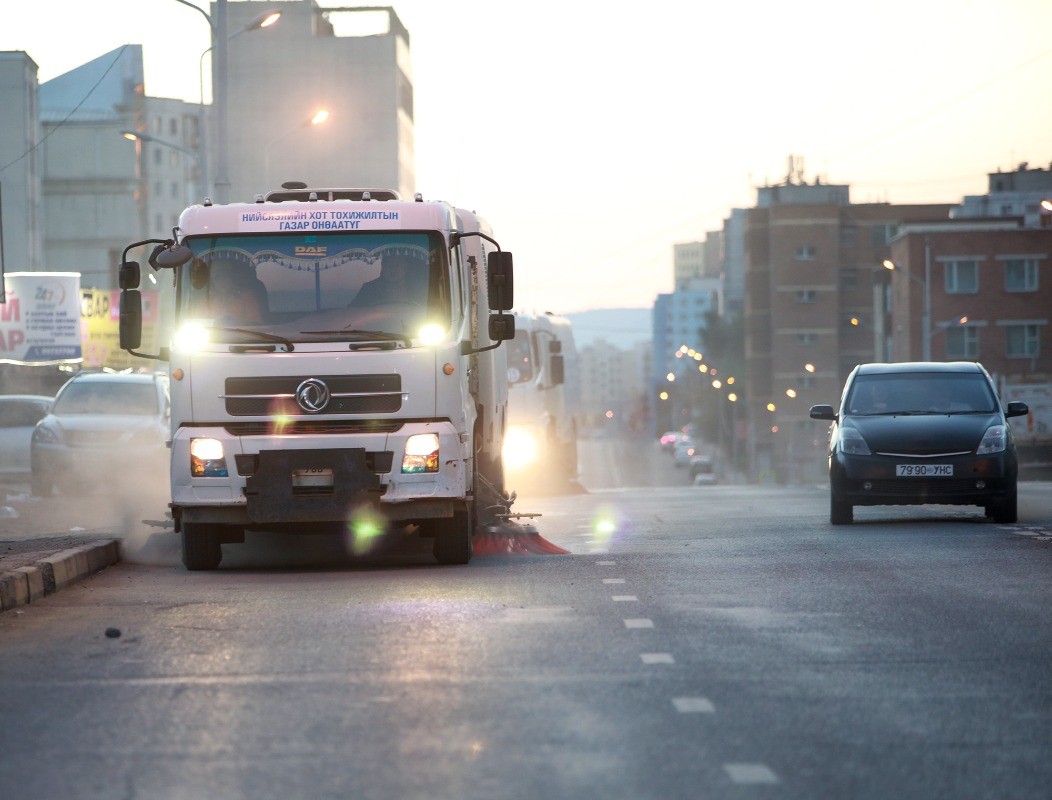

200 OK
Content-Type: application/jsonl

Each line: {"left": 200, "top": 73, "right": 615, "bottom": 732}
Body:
{"left": 923, "top": 236, "right": 932, "bottom": 361}
{"left": 120, "top": 130, "right": 203, "bottom": 205}
{"left": 213, "top": 0, "right": 230, "bottom": 204}
{"left": 264, "top": 110, "right": 331, "bottom": 188}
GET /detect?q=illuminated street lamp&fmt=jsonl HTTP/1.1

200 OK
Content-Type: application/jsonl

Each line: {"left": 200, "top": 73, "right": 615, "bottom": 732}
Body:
{"left": 265, "top": 109, "right": 331, "bottom": 188}
{"left": 120, "top": 130, "right": 203, "bottom": 202}
{"left": 176, "top": 0, "right": 282, "bottom": 203}
{"left": 884, "top": 244, "right": 932, "bottom": 360}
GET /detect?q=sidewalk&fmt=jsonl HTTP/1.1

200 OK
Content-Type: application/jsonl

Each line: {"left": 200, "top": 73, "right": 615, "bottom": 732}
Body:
{"left": 0, "top": 482, "right": 126, "bottom": 612}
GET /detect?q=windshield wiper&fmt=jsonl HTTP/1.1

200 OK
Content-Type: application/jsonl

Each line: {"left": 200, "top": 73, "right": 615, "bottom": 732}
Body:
{"left": 209, "top": 326, "right": 295, "bottom": 351}
{"left": 299, "top": 329, "right": 411, "bottom": 347}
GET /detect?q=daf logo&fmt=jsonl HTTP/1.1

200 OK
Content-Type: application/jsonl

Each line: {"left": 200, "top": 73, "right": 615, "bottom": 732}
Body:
{"left": 295, "top": 378, "right": 331, "bottom": 413}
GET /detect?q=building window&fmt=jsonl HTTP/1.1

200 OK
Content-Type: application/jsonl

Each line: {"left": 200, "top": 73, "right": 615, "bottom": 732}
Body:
{"left": 169, "top": 151, "right": 179, "bottom": 168}
{"left": 1004, "top": 258, "right": 1039, "bottom": 292}
{"left": 796, "top": 332, "right": 817, "bottom": 346}
{"left": 151, "top": 116, "right": 161, "bottom": 134}
{"left": 794, "top": 246, "right": 816, "bottom": 261}
{"left": 869, "top": 224, "right": 898, "bottom": 245}
{"left": 171, "top": 181, "right": 179, "bottom": 198}
{"left": 169, "top": 118, "right": 178, "bottom": 136}
{"left": 944, "top": 260, "right": 979, "bottom": 294}
{"left": 1005, "top": 324, "right": 1039, "bottom": 358}
{"left": 945, "top": 326, "right": 979, "bottom": 359}
{"left": 795, "top": 289, "right": 817, "bottom": 303}
{"left": 839, "top": 269, "right": 858, "bottom": 291}
{"left": 153, "top": 148, "right": 162, "bottom": 165}
{"left": 839, "top": 226, "right": 857, "bottom": 249}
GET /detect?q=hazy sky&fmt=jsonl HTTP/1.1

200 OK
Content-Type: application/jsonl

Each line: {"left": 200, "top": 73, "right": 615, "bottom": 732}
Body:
{"left": 3, "top": 0, "right": 1051, "bottom": 313}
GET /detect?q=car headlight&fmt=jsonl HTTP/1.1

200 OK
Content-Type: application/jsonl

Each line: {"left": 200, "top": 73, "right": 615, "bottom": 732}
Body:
{"left": 402, "top": 433, "right": 439, "bottom": 474}
{"left": 838, "top": 426, "right": 871, "bottom": 455}
{"left": 32, "top": 424, "right": 60, "bottom": 445}
{"left": 976, "top": 424, "right": 1007, "bottom": 455}
{"left": 502, "top": 426, "right": 541, "bottom": 469}
{"left": 190, "top": 437, "right": 228, "bottom": 477}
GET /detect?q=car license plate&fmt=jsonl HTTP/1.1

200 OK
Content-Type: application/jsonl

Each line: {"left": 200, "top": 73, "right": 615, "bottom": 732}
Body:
{"left": 292, "top": 468, "right": 334, "bottom": 487}
{"left": 896, "top": 464, "right": 953, "bottom": 477}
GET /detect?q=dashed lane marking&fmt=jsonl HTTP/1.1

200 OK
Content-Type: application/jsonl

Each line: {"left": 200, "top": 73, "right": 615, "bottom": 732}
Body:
{"left": 673, "top": 697, "right": 714, "bottom": 713}
{"left": 602, "top": 578, "right": 626, "bottom": 584}
{"left": 612, "top": 595, "right": 639, "bottom": 602}
{"left": 596, "top": 561, "right": 616, "bottom": 566}
{"left": 624, "top": 618, "right": 654, "bottom": 629}
{"left": 641, "top": 653, "right": 675, "bottom": 664}
{"left": 724, "top": 764, "right": 779, "bottom": 785}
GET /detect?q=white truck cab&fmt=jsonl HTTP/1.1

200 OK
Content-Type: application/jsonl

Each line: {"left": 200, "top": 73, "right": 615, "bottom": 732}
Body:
{"left": 118, "top": 187, "right": 516, "bottom": 569}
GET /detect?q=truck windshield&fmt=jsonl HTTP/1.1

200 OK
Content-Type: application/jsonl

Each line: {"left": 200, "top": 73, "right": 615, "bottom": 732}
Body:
{"left": 178, "top": 231, "right": 451, "bottom": 343}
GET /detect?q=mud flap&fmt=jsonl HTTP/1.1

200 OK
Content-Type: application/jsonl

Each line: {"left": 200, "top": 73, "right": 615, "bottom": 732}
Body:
{"left": 244, "top": 448, "right": 381, "bottom": 523}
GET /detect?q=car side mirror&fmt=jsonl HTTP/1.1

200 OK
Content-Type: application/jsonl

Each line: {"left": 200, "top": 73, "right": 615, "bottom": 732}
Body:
{"left": 809, "top": 404, "right": 836, "bottom": 421}
{"left": 1005, "top": 401, "right": 1029, "bottom": 418}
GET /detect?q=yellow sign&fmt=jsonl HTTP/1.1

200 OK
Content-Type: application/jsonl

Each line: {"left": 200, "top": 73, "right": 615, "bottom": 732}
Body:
{"left": 79, "top": 289, "right": 160, "bottom": 370}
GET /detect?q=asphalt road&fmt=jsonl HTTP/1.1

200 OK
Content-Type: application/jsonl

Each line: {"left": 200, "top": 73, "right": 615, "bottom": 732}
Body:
{"left": 1, "top": 436, "right": 1051, "bottom": 799}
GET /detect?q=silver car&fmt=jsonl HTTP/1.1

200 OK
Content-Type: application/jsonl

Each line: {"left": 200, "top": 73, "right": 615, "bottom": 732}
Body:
{"left": 0, "top": 395, "right": 53, "bottom": 478}
{"left": 31, "top": 372, "right": 169, "bottom": 497}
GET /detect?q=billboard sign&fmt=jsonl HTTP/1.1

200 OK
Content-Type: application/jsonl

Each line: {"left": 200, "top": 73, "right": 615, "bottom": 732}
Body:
{"left": 0, "top": 272, "right": 82, "bottom": 365}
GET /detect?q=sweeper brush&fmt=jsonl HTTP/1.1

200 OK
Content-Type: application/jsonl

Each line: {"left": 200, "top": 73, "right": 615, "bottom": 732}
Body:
{"left": 472, "top": 514, "right": 571, "bottom": 556}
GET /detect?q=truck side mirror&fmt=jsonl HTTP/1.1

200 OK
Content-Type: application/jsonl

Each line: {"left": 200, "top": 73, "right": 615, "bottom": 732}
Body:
{"left": 149, "top": 242, "right": 194, "bottom": 270}
{"left": 488, "top": 312, "right": 515, "bottom": 342}
{"left": 549, "top": 339, "right": 562, "bottom": 354}
{"left": 119, "top": 290, "right": 143, "bottom": 350}
{"left": 486, "top": 251, "right": 514, "bottom": 311}
{"left": 550, "top": 354, "right": 565, "bottom": 386}
{"left": 119, "top": 260, "right": 140, "bottom": 290}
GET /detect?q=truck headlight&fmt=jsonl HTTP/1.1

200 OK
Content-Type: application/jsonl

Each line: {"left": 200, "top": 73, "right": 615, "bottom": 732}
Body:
{"left": 402, "top": 433, "right": 439, "bottom": 474}
{"left": 417, "top": 324, "right": 445, "bottom": 346}
{"left": 503, "top": 426, "right": 541, "bottom": 469}
{"left": 174, "top": 321, "right": 211, "bottom": 352}
{"left": 190, "top": 437, "right": 228, "bottom": 477}
{"left": 976, "top": 424, "right": 1007, "bottom": 455}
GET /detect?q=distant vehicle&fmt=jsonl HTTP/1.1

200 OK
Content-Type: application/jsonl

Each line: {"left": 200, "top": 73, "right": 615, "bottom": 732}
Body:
{"left": 673, "top": 439, "right": 697, "bottom": 467}
{"left": 0, "top": 395, "right": 52, "bottom": 478}
{"left": 810, "top": 362, "right": 1028, "bottom": 525}
{"left": 31, "top": 372, "right": 170, "bottom": 497}
{"left": 504, "top": 312, "right": 581, "bottom": 485}
{"left": 659, "top": 431, "right": 679, "bottom": 451}
{"left": 689, "top": 455, "right": 716, "bottom": 485}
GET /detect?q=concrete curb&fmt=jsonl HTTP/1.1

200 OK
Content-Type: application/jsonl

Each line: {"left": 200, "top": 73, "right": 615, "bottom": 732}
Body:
{"left": 0, "top": 540, "right": 120, "bottom": 612}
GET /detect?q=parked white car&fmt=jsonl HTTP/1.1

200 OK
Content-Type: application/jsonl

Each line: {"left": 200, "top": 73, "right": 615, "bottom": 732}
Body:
{"left": 0, "top": 395, "right": 53, "bottom": 478}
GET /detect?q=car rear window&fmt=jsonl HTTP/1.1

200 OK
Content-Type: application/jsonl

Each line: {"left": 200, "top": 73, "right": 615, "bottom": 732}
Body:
{"left": 54, "top": 382, "right": 159, "bottom": 416}
{"left": 846, "top": 372, "right": 997, "bottom": 416}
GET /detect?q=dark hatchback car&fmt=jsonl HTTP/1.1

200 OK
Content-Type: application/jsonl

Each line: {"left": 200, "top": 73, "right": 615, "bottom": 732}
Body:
{"left": 810, "top": 362, "right": 1028, "bottom": 525}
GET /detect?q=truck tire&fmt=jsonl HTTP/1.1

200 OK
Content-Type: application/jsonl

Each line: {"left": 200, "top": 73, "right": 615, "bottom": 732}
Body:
{"left": 182, "top": 523, "right": 222, "bottom": 571}
{"left": 432, "top": 509, "right": 473, "bottom": 565}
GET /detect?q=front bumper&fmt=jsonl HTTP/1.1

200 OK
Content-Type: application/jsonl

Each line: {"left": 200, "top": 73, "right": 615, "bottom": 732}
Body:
{"left": 170, "top": 419, "right": 469, "bottom": 526}
{"left": 831, "top": 450, "right": 1016, "bottom": 507}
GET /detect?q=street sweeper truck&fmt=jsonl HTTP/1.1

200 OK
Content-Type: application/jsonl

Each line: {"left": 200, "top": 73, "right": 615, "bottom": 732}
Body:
{"left": 117, "top": 185, "right": 563, "bottom": 569}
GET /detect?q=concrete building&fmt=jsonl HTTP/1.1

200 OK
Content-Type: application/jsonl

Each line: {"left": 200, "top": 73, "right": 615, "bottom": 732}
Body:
{"left": 955, "top": 163, "right": 1052, "bottom": 227}
{"left": 887, "top": 221, "right": 1052, "bottom": 382}
{"left": 578, "top": 337, "right": 650, "bottom": 435}
{"left": 225, "top": 1, "right": 415, "bottom": 200}
{"left": 0, "top": 52, "right": 43, "bottom": 277}
{"left": 743, "top": 178, "right": 953, "bottom": 483}
{"left": 720, "top": 208, "right": 746, "bottom": 320}
{"left": 38, "top": 45, "right": 146, "bottom": 288}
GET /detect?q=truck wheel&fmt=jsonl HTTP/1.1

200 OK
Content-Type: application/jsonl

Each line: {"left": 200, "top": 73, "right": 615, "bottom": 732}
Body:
{"left": 182, "top": 523, "right": 222, "bottom": 571}
{"left": 432, "top": 509, "right": 473, "bottom": 565}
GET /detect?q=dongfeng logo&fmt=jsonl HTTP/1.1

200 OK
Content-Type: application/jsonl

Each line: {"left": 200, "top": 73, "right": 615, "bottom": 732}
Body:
{"left": 295, "top": 378, "right": 330, "bottom": 413}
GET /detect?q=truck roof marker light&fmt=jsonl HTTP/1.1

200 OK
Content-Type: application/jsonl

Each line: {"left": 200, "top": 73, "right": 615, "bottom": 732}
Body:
{"left": 419, "top": 324, "right": 445, "bottom": 346}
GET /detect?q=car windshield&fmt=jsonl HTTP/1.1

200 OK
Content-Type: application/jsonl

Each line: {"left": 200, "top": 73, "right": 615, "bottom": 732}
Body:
{"left": 179, "top": 232, "right": 451, "bottom": 344}
{"left": 54, "top": 382, "right": 158, "bottom": 416}
{"left": 845, "top": 372, "right": 998, "bottom": 416}
{"left": 506, "top": 330, "right": 534, "bottom": 384}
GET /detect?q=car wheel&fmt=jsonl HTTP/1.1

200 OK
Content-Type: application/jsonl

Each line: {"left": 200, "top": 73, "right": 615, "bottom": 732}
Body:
{"left": 432, "top": 508, "right": 473, "bottom": 565}
{"left": 991, "top": 485, "right": 1017, "bottom": 524}
{"left": 182, "top": 523, "right": 222, "bottom": 571}
{"left": 830, "top": 492, "right": 853, "bottom": 525}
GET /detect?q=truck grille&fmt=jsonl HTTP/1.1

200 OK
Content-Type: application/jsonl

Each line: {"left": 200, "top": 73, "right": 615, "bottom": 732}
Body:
{"left": 223, "top": 375, "right": 402, "bottom": 416}
{"left": 224, "top": 420, "right": 403, "bottom": 436}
